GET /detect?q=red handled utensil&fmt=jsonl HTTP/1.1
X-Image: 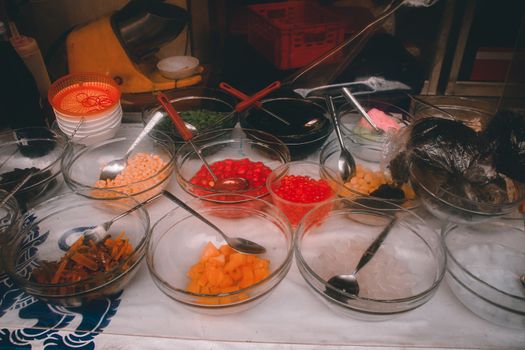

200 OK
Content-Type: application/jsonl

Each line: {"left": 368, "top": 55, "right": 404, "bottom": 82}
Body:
{"left": 155, "top": 92, "right": 249, "bottom": 191}
{"left": 219, "top": 82, "right": 291, "bottom": 126}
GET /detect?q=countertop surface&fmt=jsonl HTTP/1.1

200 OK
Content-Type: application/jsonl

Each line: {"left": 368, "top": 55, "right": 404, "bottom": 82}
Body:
{"left": 1, "top": 125, "right": 524, "bottom": 350}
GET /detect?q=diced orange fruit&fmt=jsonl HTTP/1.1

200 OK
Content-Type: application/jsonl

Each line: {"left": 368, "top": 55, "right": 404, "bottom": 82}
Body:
{"left": 185, "top": 242, "right": 271, "bottom": 304}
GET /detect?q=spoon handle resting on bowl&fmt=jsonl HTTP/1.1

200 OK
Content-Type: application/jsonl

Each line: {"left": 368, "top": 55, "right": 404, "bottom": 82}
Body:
{"left": 341, "top": 87, "right": 381, "bottom": 133}
{"left": 156, "top": 92, "right": 193, "bottom": 141}
{"left": 123, "top": 111, "right": 165, "bottom": 159}
{"left": 161, "top": 190, "right": 227, "bottom": 241}
{"left": 156, "top": 92, "right": 219, "bottom": 182}
{"left": 354, "top": 218, "right": 396, "bottom": 273}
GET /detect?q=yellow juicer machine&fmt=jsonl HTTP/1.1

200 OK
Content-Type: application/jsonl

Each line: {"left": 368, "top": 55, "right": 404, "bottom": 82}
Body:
{"left": 66, "top": 0, "right": 199, "bottom": 94}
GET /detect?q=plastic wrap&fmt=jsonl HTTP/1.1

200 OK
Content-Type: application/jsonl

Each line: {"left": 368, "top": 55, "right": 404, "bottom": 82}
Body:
{"left": 384, "top": 116, "right": 524, "bottom": 210}
{"left": 484, "top": 110, "right": 525, "bottom": 183}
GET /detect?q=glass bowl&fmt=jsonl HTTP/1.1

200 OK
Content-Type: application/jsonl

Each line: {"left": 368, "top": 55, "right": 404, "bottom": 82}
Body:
{"left": 411, "top": 99, "right": 493, "bottom": 132}
{"left": 266, "top": 161, "right": 340, "bottom": 227}
{"left": 142, "top": 88, "right": 238, "bottom": 146}
{"left": 146, "top": 194, "right": 293, "bottom": 315}
{"left": 62, "top": 125, "right": 176, "bottom": 201}
{"left": 443, "top": 218, "right": 525, "bottom": 329}
{"left": 240, "top": 97, "right": 333, "bottom": 160}
{"left": 338, "top": 99, "right": 412, "bottom": 163}
{"left": 175, "top": 128, "right": 290, "bottom": 204}
{"left": 0, "top": 189, "right": 21, "bottom": 271}
{"left": 320, "top": 136, "right": 418, "bottom": 210}
{"left": 1, "top": 189, "right": 149, "bottom": 307}
{"left": 0, "top": 127, "right": 68, "bottom": 209}
{"left": 295, "top": 197, "right": 446, "bottom": 320}
{"left": 409, "top": 159, "right": 525, "bottom": 225}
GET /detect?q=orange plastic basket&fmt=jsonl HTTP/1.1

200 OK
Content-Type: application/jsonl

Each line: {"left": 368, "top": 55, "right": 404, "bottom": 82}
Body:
{"left": 48, "top": 73, "right": 121, "bottom": 118}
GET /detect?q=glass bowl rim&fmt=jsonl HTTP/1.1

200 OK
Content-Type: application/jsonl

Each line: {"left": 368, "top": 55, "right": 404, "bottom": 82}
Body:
{"left": 442, "top": 221, "right": 525, "bottom": 303}
{"left": 0, "top": 126, "right": 68, "bottom": 189}
{"left": 62, "top": 126, "right": 176, "bottom": 192}
{"left": 3, "top": 189, "right": 151, "bottom": 294}
{"left": 266, "top": 160, "right": 340, "bottom": 207}
{"left": 175, "top": 127, "right": 291, "bottom": 196}
{"left": 294, "top": 197, "right": 446, "bottom": 304}
{"left": 319, "top": 137, "right": 420, "bottom": 210}
{"left": 409, "top": 160, "right": 525, "bottom": 215}
{"left": 146, "top": 193, "right": 294, "bottom": 302}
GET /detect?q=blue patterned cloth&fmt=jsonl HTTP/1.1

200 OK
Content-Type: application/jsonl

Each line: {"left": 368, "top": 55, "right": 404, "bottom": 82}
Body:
{"left": 0, "top": 215, "right": 123, "bottom": 349}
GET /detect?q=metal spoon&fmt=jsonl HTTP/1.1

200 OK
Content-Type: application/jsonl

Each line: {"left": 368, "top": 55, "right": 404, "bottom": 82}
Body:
{"left": 99, "top": 111, "right": 164, "bottom": 181}
{"left": 80, "top": 191, "right": 163, "bottom": 243}
{"left": 156, "top": 92, "right": 249, "bottom": 191}
{"left": 325, "top": 95, "right": 356, "bottom": 182}
{"left": 341, "top": 87, "right": 381, "bottom": 133}
{"left": 162, "top": 190, "right": 266, "bottom": 255}
{"left": 326, "top": 217, "right": 396, "bottom": 298}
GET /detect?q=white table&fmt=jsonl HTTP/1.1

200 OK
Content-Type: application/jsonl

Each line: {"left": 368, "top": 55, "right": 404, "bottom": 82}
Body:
{"left": 1, "top": 127, "right": 524, "bottom": 350}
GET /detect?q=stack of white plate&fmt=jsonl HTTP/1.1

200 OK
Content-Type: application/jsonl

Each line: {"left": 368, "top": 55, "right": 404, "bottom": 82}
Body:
{"left": 48, "top": 73, "right": 123, "bottom": 145}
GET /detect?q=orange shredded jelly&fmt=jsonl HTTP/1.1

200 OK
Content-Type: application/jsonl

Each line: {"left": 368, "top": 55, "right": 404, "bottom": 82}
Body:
{"left": 186, "top": 242, "right": 270, "bottom": 305}
{"left": 32, "top": 231, "right": 134, "bottom": 285}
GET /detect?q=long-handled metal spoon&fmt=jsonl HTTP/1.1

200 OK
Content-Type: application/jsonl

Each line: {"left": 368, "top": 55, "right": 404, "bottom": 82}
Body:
{"left": 341, "top": 87, "right": 381, "bottom": 133}
{"left": 156, "top": 92, "right": 249, "bottom": 191}
{"left": 162, "top": 190, "right": 266, "bottom": 255}
{"left": 99, "top": 111, "right": 165, "bottom": 181}
{"left": 325, "top": 95, "right": 356, "bottom": 182}
{"left": 326, "top": 217, "right": 396, "bottom": 298}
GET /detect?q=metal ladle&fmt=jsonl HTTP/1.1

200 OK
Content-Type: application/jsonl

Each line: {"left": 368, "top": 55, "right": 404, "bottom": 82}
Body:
{"left": 156, "top": 92, "right": 249, "bottom": 191}
{"left": 99, "top": 111, "right": 165, "bottom": 181}
{"left": 325, "top": 95, "right": 356, "bottom": 182}
{"left": 326, "top": 217, "right": 396, "bottom": 298}
{"left": 162, "top": 190, "right": 266, "bottom": 255}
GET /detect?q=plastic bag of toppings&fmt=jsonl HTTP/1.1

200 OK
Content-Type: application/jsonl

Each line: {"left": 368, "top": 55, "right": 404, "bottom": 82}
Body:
{"left": 408, "top": 117, "right": 482, "bottom": 175}
{"left": 483, "top": 110, "right": 525, "bottom": 183}
{"left": 383, "top": 115, "right": 523, "bottom": 209}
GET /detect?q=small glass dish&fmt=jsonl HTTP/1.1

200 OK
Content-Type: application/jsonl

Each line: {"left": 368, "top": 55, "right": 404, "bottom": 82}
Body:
{"left": 295, "top": 197, "right": 446, "bottom": 320}
{"left": 443, "top": 217, "right": 525, "bottom": 329}
{"left": 2, "top": 189, "right": 149, "bottom": 307}
{"left": 175, "top": 128, "right": 290, "bottom": 204}
{"left": 0, "top": 127, "right": 68, "bottom": 209}
{"left": 142, "top": 88, "right": 238, "bottom": 145}
{"left": 240, "top": 97, "right": 333, "bottom": 160}
{"left": 338, "top": 99, "right": 412, "bottom": 163}
{"left": 266, "top": 161, "right": 339, "bottom": 227}
{"left": 146, "top": 194, "right": 293, "bottom": 315}
{"left": 320, "top": 136, "right": 418, "bottom": 210}
{"left": 62, "top": 125, "right": 176, "bottom": 201}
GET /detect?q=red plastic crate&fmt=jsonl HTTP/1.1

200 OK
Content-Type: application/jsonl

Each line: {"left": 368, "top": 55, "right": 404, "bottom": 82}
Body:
{"left": 246, "top": 1, "right": 346, "bottom": 70}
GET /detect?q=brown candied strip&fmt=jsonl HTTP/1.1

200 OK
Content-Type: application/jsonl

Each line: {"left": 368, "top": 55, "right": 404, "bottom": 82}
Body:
{"left": 33, "top": 231, "right": 134, "bottom": 285}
